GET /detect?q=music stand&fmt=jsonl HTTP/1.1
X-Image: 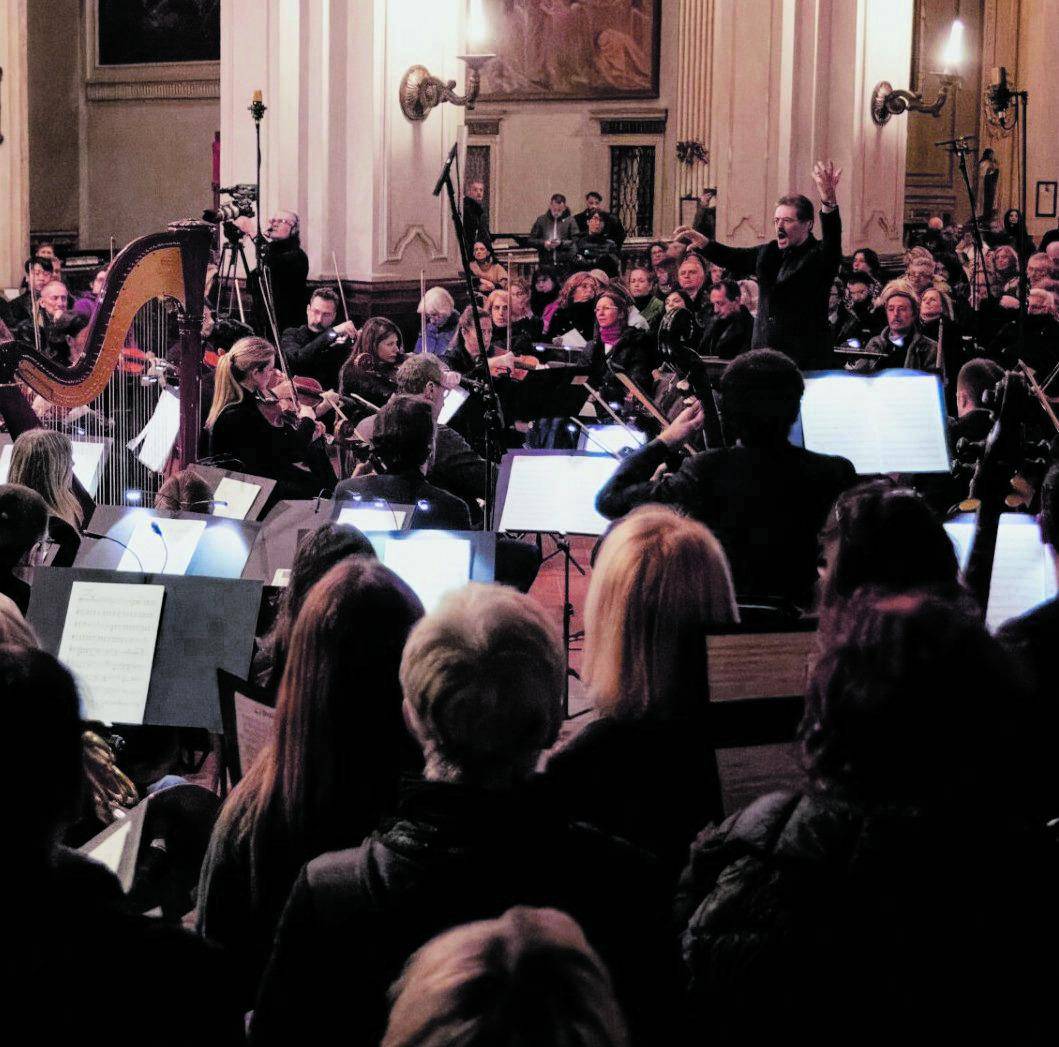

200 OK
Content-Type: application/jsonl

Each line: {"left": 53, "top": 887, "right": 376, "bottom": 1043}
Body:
{"left": 77, "top": 506, "right": 260, "bottom": 579}
{"left": 330, "top": 497, "right": 415, "bottom": 532}
{"left": 493, "top": 450, "right": 623, "bottom": 714}
{"left": 240, "top": 498, "right": 334, "bottom": 584}
{"left": 0, "top": 432, "right": 112, "bottom": 498}
{"left": 185, "top": 464, "right": 277, "bottom": 521}
{"left": 504, "top": 365, "right": 592, "bottom": 423}
{"left": 28, "top": 567, "right": 262, "bottom": 733}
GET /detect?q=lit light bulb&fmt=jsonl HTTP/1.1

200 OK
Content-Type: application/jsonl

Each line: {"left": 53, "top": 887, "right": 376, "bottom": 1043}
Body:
{"left": 941, "top": 19, "right": 964, "bottom": 74}
{"left": 468, "top": 0, "right": 488, "bottom": 51}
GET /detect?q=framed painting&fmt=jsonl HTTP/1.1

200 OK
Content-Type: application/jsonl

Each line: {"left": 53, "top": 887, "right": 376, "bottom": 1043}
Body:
{"left": 478, "top": 0, "right": 662, "bottom": 103}
{"left": 85, "top": 0, "right": 220, "bottom": 96}
{"left": 1036, "top": 181, "right": 1057, "bottom": 220}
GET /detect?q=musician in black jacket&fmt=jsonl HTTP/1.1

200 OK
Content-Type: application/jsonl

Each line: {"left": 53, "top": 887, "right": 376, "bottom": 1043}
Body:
{"left": 280, "top": 288, "right": 357, "bottom": 390}
{"left": 597, "top": 349, "right": 857, "bottom": 607}
{"left": 700, "top": 279, "right": 754, "bottom": 359}
{"left": 239, "top": 210, "right": 309, "bottom": 337}
{"left": 677, "top": 160, "right": 843, "bottom": 369}
{"left": 577, "top": 284, "right": 656, "bottom": 404}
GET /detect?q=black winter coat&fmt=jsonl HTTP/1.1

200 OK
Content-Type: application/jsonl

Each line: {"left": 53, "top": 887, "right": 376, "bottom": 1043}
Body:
{"left": 578, "top": 325, "right": 656, "bottom": 403}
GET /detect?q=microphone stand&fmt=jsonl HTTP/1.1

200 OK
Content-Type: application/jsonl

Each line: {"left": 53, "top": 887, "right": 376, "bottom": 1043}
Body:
{"left": 433, "top": 140, "right": 504, "bottom": 529}
{"left": 940, "top": 137, "right": 992, "bottom": 305}
{"left": 249, "top": 92, "right": 272, "bottom": 337}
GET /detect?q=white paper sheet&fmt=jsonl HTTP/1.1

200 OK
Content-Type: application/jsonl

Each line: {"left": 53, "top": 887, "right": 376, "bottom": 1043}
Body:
{"left": 944, "top": 514, "right": 1057, "bottom": 631}
{"left": 559, "top": 328, "right": 588, "bottom": 349}
{"left": 116, "top": 517, "right": 207, "bottom": 575}
{"left": 497, "top": 454, "right": 619, "bottom": 535}
{"left": 58, "top": 581, "right": 165, "bottom": 724}
{"left": 234, "top": 691, "right": 275, "bottom": 776}
{"left": 578, "top": 424, "right": 647, "bottom": 456}
{"left": 127, "top": 388, "right": 180, "bottom": 473}
{"left": 438, "top": 387, "right": 470, "bottom": 426}
{"left": 380, "top": 535, "right": 472, "bottom": 613}
{"left": 271, "top": 568, "right": 291, "bottom": 587}
{"left": 0, "top": 439, "right": 108, "bottom": 496}
{"left": 800, "top": 373, "right": 949, "bottom": 474}
{"left": 211, "top": 477, "right": 261, "bottom": 520}
{"left": 79, "top": 800, "right": 148, "bottom": 892}
{"left": 337, "top": 506, "right": 407, "bottom": 531}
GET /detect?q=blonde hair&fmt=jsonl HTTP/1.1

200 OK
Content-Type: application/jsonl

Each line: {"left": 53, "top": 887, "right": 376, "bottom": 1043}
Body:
{"left": 8, "top": 430, "right": 83, "bottom": 532}
{"left": 383, "top": 907, "right": 628, "bottom": 1047}
{"left": 0, "top": 597, "right": 38, "bottom": 648}
{"left": 205, "top": 336, "right": 275, "bottom": 429}
{"left": 399, "top": 584, "right": 564, "bottom": 786}
{"left": 417, "top": 286, "right": 455, "bottom": 316}
{"left": 583, "top": 506, "right": 738, "bottom": 719}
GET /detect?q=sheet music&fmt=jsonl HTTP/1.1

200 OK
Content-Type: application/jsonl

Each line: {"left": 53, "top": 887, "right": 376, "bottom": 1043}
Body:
{"left": 234, "top": 690, "right": 275, "bottom": 775}
{"left": 78, "top": 800, "right": 148, "bottom": 892}
{"left": 58, "top": 581, "right": 165, "bottom": 724}
{"left": 211, "top": 477, "right": 261, "bottom": 520}
{"left": 438, "top": 387, "right": 470, "bottom": 426}
{"left": 0, "top": 439, "right": 107, "bottom": 496}
{"left": 497, "top": 454, "right": 619, "bottom": 535}
{"left": 116, "top": 517, "right": 207, "bottom": 575}
{"left": 986, "top": 518, "right": 1057, "bottom": 631}
{"left": 800, "top": 373, "right": 949, "bottom": 474}
{"left": 337, "top": 506, "right": 407, "bottom": 531}
{"left": 127, "top": 388, "right": 180, "bottom": 473}
{"left": 559, "top": 328, "right": 588, "bottom": 349}
{"left": 380, "top": 535, "right": 472, "bottom": 613}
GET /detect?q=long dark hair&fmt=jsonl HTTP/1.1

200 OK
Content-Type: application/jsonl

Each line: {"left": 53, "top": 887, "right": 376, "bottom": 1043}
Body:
{"left": 257, "top": 523, "right": 376, "bottom": 690}
{"left": 217, "top": 557, "right": 425, "bottom": 887}
{"left": 341, "top": 316, "right": 404, "bottom": 386}
{"left": 530, "top": 266, "right": 561, "bottom": 315}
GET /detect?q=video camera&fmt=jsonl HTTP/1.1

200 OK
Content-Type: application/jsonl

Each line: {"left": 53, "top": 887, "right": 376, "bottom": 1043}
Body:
{"left": 202, "top": 184, "right": 258, "bottom": 225}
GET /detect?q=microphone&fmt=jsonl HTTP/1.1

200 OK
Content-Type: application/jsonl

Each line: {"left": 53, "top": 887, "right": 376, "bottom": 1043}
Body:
{"left": 986, "top": 66, "right": 1012, "bottom": 114}
{"left": 433, "top": 141, "right": 459, "bottom": 198}
{"left": 149, "top": 520, "right": 169, "bottom": 575}
{"left": 83, "top": 530, "right": 146, "bottom": 573}
{"left": 934, "top": 134, "right": 976, "bottom": 147}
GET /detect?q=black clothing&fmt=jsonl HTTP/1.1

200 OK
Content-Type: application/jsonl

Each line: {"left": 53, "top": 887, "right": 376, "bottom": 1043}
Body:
{"left": 462, "top": 194, "right": 491, "bottom": 251}
{"left": 832, "top": 300, "right": 883, "bottom": 348}
{"left": 48, "top": 515, "right": 81, "bottom": 568}
{"left": 700, "top": 305, "right": 754, "bottom": 360}
{"left": 254, "top": 235, "right": 309, "bottom": 337}
{"left": 208, "top": 396, "right": 335, "bottom": 499}
{"left": 280, "top": 324, "right": 353, "bottom": 390}
{"left": 541, "top": 712, "right": 724, "bottom": 881}
{"left": 675, "top": 790, "right": 1058, "bottom": 1046}
{"left": 21, "top": 848, "right": 242, "bottom": 1045}
{"left": 988, "top": 314, "right": 1059, "bottom": 375}
{"left": 861, "top": 326, "right": 940, "bottom": 374}
{"left": 7, "top": 291, "right": 34, "bottom": 326}
{"left": 429, "top": 424, "right": 495, "bottom": 524}
{"left": 571, "top": 234, "right": 621, "bottom": 277}
{"left": 544, "top": 300, "right": 597, "bottom": 343}
{"left": 339, "top": 355, "right": 405, "bottom": 408}
{"left": 15, "top": 310, "right": 89, "bottom": 367}
{"left": 512, "top": 314, "right": 544, "bottom": 345}
{"left": 528, "top": 210, "right": 578, "bottom": 268}
{"left": 333, "top": 472, "right": 471, "bottom": 530}
{"left": 250, "top": 777, "right": 680, "bottom": 1047}
{"left": 0, "top": 571, "right": 31, "bottom": 615}
{"left": 703, "top": 206, "right": 842, "bottom": 368}
{"left": 573, "top": 207, "right": 626, "bottom": 247}
{"left": 0, "top": 293, "right": 13, "bottom": 328}
{"left": 597, "top": 439, "right": 857, "bottom": 606}
{"left": 578, "top": 326, "right": 656, "bottom": 403}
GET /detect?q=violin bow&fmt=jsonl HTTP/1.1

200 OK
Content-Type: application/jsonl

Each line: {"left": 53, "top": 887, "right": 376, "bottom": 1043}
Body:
{"left": 258, "top": 264, "right": 302, "bottom": 411}
{"left": 332, "top": 252, "right": 352, "bottom": 323}
{"left": 1017, "top": 360, "right": 1059, "bottom": 433}
{"left": 420, "top": 269, "right": 427, "bottom": 352}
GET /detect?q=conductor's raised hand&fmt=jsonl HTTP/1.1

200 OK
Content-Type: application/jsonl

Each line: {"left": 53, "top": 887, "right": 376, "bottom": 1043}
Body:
{"left": 812, "top": 160, "right": 842, "bottom": 208}
{"left": 673, "top": 226, "right": 710, "bottom": 250}
{"left": 658, "top": 400, "right": 705, "bottom": 447}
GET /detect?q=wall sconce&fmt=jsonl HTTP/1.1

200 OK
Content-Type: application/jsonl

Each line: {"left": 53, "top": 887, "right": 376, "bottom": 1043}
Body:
{"left": 399, "top": 1, "right": 494, "bottom": 122}
{"left": 871, "top": 18, "right": 964, "bottom": 126}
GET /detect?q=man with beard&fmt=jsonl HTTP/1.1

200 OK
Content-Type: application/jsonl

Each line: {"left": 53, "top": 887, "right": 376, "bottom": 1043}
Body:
{"left": 280, "top": 288, "right": 358, "bottom": 390}
{"left": 675, "top": 160, "right": 843, "bottom": 369}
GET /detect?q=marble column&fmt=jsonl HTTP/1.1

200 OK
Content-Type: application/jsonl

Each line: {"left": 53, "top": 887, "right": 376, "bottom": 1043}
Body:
{"left": 0, "top": 0, "right": 30, "bottom": 289}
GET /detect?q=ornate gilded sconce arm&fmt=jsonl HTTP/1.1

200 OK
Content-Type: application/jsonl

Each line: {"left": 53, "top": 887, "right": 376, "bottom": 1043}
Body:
{"left": 399, "top": 54, "right": 494, "bottom": 122}
{"left": 871, "top": 74, "right": 960, "bottom": 125}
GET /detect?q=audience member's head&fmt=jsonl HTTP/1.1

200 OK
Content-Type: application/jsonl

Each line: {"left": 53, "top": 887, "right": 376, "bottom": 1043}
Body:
{"left": 719, "top": 349, "right": 804, "bottom": 447}
{"left": 955, "top": 358, "right": 1003, "bottom": 417}
{"left": 594, "top": 284, "right": 632, "bottom": 332}
{"left": 548, "top": 193, "right": 568, "bottom": 218}
{"left": 801, "top": 590, "right": 1028, "bottom": 810}
{"left": 383, "top": 906, "right": 629, "bottom": 1047}
{"left": 625, "top": 267, "right": 654, "bottom": 300}
{"left": 0, "top": 483, "right": 48, "bottom": 571}
{"left": 531, "top": 267, "right": 561, "bottom": 314}
{"left": 991, "top": 244, "right": 1019, "bottom": 282}
{"left": 556, "top": 271, "right": 600, "bottom": 310}
{"left": 472, "top": 241, "right": 496, "bottom": 266}
{"left": 919, "top": 286, "right": 954, "bottom": 324}
{"left": 584, "top": 506, "right": 737, "bottom": 720}
{"left": 487, "top": 289, "right": 510, "bottom": 329}
{"left": 852, "top": 248, "right": 881, "bottom": 279}
{"left": 1046, "top": 240, "right": 1059, "bottom": 276}
{"left": 677, "top": 252, "right": 708, "bottom": 298}
{"left": 1026, "top": 252, "right": 1051, "bottom": 288}
{"left": 418, "top": 286, "right": 456, "bottom": 327}
{"left": 4, "top": 645, "right": 84, "bottom": 858}
{"left": 905, "top": 256, "right": 936, "bottom": 294}
{"left": 8, "top": 429, "right": 83, "bottom": 531}
{"left": 24, "top": 256, "right": 55, "bottom": 294}
{"left": 817, "top": 482, "right": 962, "bottom": 634}
{"left": 586, "top": 213, "right": 606, "bottom": 237}
{"left": 1027, "top": 287, "right": 1056, "bottom": 318}
{"left": 39, "top": 281, "right": 69, "bottom": 318}
{"left": 234, "top": 557, "right": 423, "bottom": 860}
{"left": 466, "top": 180, "right": 485, "bottom": 204}
{"left": 260, "top": 522, "right": 377, "bottom": 686}
{"left": 878, "top": 283, "right": 918, "bottom": 336}
{"left": 738, "top": 279, "right": 760, "bottom": 316}
{"left": 709, "top": 279, "right": 742, "bottom": 319}
{"left": 454, "top": 305, "right": 493, "bottom": 357}
{"left": 400, "top": 584, "right": 563, "bottom": 787}
{"left": 372, "top": 395, "right": 435, "bottom": 474}
{"left": 845, "top": 271, "right": 874, "bottom": 306}
{"left": 649, "top": 241, "right": 668, "bottom": 268}
{"left": 508, "top": 278, "right": 532, "bottom": 320}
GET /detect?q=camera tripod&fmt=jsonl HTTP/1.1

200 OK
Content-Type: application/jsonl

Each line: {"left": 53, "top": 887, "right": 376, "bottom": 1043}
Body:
{"left": 212, "top": 221, "right": 255, "bottom": 324}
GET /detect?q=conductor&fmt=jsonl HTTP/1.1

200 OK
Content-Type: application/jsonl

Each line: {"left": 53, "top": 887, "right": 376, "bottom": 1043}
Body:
{"left": 677, "top": 160, "right": 843, "bottom": 369}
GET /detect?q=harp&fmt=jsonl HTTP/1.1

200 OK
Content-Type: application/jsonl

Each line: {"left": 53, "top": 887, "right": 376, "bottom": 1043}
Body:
{"left": 0, "top": 221, "right": 212, "bottom": 503}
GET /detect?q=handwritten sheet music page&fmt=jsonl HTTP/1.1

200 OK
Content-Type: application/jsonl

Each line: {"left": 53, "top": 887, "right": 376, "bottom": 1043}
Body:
{"left": 234, "top": 691, "right": 275, "bottom": 776}
{"left": 58, "top": 582, "right": 165, "bottom": 724}
{"left": 211, "top": 477, "right": 262, "bottom": 520}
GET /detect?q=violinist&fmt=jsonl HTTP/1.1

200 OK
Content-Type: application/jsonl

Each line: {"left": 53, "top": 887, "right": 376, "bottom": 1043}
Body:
{"left": 577, "top": 283, "right": 656, "bottom": 405}
{"left": 485, "top": 290, "right": 539, "bottom": 364}
{"left": 442, "top": 306, "right": 517, "bottom": 380}
{"left": 14, "top": 280, "right": 87, "bottom": 368}
{"left": 206, "top": 336, "right": 336, "bottom": 499}
{"left": 280, "top": 288, "right": 358, "bottom": 390}
{"left": 338, "top": 317, "right": 406, "bottom": 410}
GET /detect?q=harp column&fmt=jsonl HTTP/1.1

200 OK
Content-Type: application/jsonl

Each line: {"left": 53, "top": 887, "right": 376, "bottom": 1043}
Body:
{"left": 221, "top": 0, "right": 466, "bottom": 322}
{"left": 0, "top": 0, "right": 30, "bottom": 289}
